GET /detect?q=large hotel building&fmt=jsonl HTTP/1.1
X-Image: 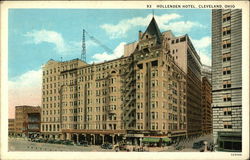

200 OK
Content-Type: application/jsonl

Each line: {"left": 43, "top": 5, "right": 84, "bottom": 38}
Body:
{"left": 212, "top": 9, "right": 242, "bottom": 151}
{"left": 40, "top": 17, "right": 205, "bottom": 145}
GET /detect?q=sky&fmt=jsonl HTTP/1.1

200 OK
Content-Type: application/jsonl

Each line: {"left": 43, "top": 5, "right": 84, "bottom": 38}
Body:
{"left": 8, "top": 9, "right": 211, "bottom": 118}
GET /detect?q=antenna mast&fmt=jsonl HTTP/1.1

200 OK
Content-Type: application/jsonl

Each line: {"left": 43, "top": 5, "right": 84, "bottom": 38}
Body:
{"left": 81, "top": 29, "right": 86, "bottom": 62}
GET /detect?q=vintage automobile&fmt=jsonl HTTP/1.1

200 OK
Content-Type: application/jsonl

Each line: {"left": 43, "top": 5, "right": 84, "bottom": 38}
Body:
{"left": 62, "top": 140, "right": 74, "bottom": 145}
{"left": 78, "top": 140, "right": 88, "bottom": 147}
{"left": 101, "top": 143, "right": 113, "bottom": 149}
{"left": 192, "top": 140, "right": 206, "bottom": 149}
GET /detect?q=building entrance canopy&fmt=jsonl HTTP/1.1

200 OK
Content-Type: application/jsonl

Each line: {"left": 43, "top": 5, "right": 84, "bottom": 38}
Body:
{"left": 142, "top": 137, "right": 171, "bottom": 143}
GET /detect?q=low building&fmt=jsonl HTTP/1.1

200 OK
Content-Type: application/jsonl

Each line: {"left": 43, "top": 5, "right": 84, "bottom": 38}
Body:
{"left": 8, "top": 119, "right": 15, "bottom": 136}
{"left": 15, "top": 105, "right": 41, "bottom": 138}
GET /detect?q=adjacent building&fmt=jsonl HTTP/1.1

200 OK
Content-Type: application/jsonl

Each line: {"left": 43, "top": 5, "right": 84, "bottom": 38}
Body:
{"left": 212, "top": 9, "right": 242, "bottom": 151}
{"left": 14, "top": 105, "right": 41, "bottom": 138}
{"left": 163, "top": 31, "right": 202, "bottom": 138}
{"left": 8, "top": 119, "right": 15, "bottom": 136}
{"left": 40, "top": 17, "right": 203, "bottom": 145}
{"left": 201, "top": 77, "right": 212, "bottom": 135}
{"left": 202, "top": 65, "right": 212, "bottom": 83}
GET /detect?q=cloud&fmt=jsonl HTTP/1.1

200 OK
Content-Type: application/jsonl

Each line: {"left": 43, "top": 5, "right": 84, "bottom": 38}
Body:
{"left": 191, "top": 36, "right": 211, "bottom": 50}
{"left": 9, "top": 69, "right": 42, "bottom": 118}
{"left": 101, "top": 14, "right": 180, "bottom": 39}
{"left": 190, "top": 36, "right": 211, "bottom": 66}
{"left": 24, "top": 29, "right": 98, "bottom": 56}
{"left": 92, "top": 42, "right": 126, "bottom": 63}
{"left": 162, "top": 21, "right": 204, "bottom": 35}
{"left": 101, "top": 13, "right": 204, "bottom": 39}
{"left": 199, "top": 51, "right": 211, "bottom": 66}
{"left": 24, "top": 29, "right": 68, "bottom": 53}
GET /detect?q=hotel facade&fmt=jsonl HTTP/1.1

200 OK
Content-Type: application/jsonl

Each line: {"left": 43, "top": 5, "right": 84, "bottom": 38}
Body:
{"left": 40, "top": 17, "right": 204, "bottom": 145}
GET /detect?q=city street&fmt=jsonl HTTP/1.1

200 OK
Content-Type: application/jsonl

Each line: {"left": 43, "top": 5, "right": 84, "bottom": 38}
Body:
{"left": 8, "top": 134, "right": 213, "bottom": 152}
{"left": 8, "top": 137, "right": 114, "bottom": 152}
{"left": 162, "top": 134, "right": 214, "bottom": 152}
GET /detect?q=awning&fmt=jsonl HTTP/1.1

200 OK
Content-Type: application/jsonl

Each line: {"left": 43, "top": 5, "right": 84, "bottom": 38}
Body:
{"left": 142, "top": 137, "right": 159, "bottom": 143}
{"left": 142, "top": 137, "right": 171, "bottom": 143}
{"left": 162, "top": 137, "right": 171, "bottom": 142}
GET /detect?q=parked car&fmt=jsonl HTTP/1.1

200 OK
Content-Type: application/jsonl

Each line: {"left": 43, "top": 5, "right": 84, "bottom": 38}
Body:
{"left": 176, "top": 145, "right": 185, "bottom": 150}
{"left": 101, "top": 143, "right": 113, "bottom": 149}
{"left": 47, "top": 139, "right": 56, "bottom": 144}
{"left": 62, "top": 140, "right": 74, "bottom": 145}
{"left": 118, "top": 143, "right": 127, "bottom": 151}
{"left": 79, "top": 140, "right": 88, "bottom": 147}
{"left": 54, "top": 140, "right": 64, "bottom": 144}
{"left": 39, "top": 139, "right": 47, "bottom": 143}
{"left": 192, "top": 140, "right": 205, "bottom": 149}
{"left": 31, "top": 138, "right": 39, "bottom": 142}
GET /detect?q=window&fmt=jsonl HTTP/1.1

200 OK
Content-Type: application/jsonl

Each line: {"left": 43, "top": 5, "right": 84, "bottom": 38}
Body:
{"left": 223, "top": 94, "right": 232, "bottom": 102}
{"left": 151, "top": 81, "right": 155, "bottom": 87}
{"left": 180, "top": 37, "right": 186, "bottom": 42}
{"left": 223, "top": 52, "right": 231, "bottom": 62}
{"left": 137, "top": 63, "right": 143, "bottom": 69}
{"left": 223, "top": 121, "right": 232, "bottom": 129}
{"left": 151, "top": 60, "right": 158, "bottom": 67}
{"left": 223, "top": 108, "right": 232, "bottom": 116}
{"left": 223, "top": 67, "right": 231, "bottom": 75}
{"left": 222, "top": 39, "right": 231, "bottom": 49}
{"left": 223, "top": 13, "right": 231, "bottom": 22}
{"left": 222, "top": 26, "right": 231, "bottom": 36}
{"left": 223, "top": 80, "right": 231, "bottom": 88}
{"left": 151, "top": 112, "right": 155, "bottom": 119}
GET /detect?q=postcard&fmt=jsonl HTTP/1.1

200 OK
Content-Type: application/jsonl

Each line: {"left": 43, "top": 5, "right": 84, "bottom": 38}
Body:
{"left": 0, "top": 1, "right": 249, "bottom": 160}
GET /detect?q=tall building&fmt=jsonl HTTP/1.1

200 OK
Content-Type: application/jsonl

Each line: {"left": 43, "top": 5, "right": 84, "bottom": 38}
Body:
{"left": 126, "top": 30, "right": 202, "bottom": 138}
{"left": 212, "top": 9, "right": 242, "bottom": 151}
{"left": 202, "top": 65, "right": 212, "bottom": 83}
{"left": 41, "top": 17, "right": 202, "bottom": 145}
{"left": 201, "top": 77, "right": 212, "bottom": 135}
{"left": 14, "top": 105, "right": 41, "bottom": 138}
{"left": 163, "top": 31, "right": 202, "bottom": 137}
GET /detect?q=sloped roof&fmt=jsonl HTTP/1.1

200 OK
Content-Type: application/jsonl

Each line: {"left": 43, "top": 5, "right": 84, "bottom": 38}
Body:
{"left": 142, "top": 17, "right": 162, "bottom": 44}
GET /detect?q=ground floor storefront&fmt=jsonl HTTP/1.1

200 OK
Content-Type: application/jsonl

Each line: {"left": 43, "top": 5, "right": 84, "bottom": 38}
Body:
{"left": 216, "top": 131, "right": 242, "bottom": 152}
{"left": 11, "top": 129, "right": 191, "bottom": 147}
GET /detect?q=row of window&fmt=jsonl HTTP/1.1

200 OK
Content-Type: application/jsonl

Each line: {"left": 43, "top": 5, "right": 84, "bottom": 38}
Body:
{"left": 171, "top": 36, "right": 186, "bottom": 44}
{"left": 136, "top": 122, "right": 186, "bottom": 130}
{"left": 43, "top": 67, "right": 60, "bottom": 76}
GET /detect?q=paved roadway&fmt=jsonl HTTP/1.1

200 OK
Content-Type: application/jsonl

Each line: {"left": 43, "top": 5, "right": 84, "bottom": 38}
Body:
{"left": 8, "top": 138, "right": 115, "bottom": 152}
{"left": 164, "top": 134, "right": 214, "bottom": 152}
